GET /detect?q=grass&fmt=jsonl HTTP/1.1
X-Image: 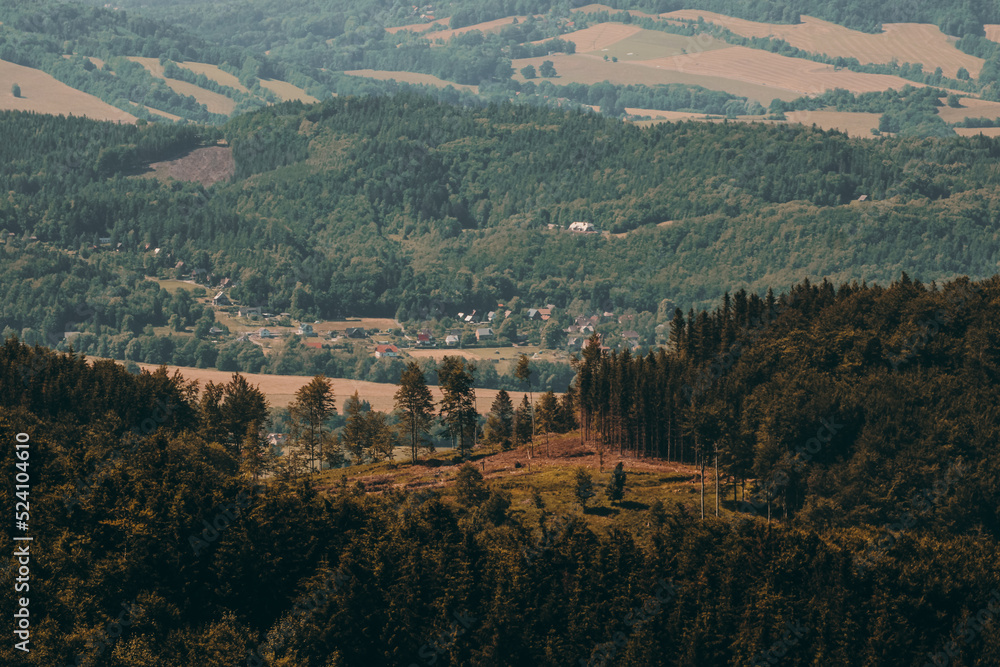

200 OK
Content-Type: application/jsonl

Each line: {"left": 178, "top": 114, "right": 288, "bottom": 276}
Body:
{"left": 583, "top": 27, "right": 732, "bottom": 60}
{"left": 0, "top": 58, "right": 136, "bottom": 123}
{"left": 145, "top": 277, "right": 206, "bottom": 294}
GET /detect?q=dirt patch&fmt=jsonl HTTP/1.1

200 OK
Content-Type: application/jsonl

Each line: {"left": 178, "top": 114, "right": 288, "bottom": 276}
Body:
{"left": 143, "top": 145, "right": 234, "bottom": 186}
{"left": 0, "top": 59, "right": 136, "bottom": 123}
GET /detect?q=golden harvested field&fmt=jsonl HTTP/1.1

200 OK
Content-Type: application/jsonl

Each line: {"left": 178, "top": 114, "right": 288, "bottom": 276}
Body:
{"left": 986, "top": 25, "right": 1000, "bottom": 44}
{"left": 177, "top": 62, "right": 249, "bottom": 93}
{"left": 955, "top": 127, "right": 1000, "bottom": 137}
{"left": 662, "top": 11, "right": 983, "bottom": 79}
{"left": 590, "top": 28, "right": 732, "bottom": 61}
{"left": 512, "top": 53, "right": 803, "bottom": 104}
{"left": 638, "top": 46, "right": 928, "bottom": 96}
{"left": 935, "top": 97, "right": 1000, "bottom": 123}
{"left": 0, "top": 59, "right": 136, "bottom": 123}
{"left": 123, "top": 361, "right": 537, "bottom": 412}
{"left": 780, "top": 110, "right": 883, "bottom": 136}
{"left": 143, "top": 105, "right": 183, "bottom": 121}
{"left": 259, "top": 79, "right": 319, "bottom": 103}
{"left": 128, "top": 57, "right": 236, "bottom": 115}
{"left": 343, "top": 69, "right": 478, "bottom": 92}
{"left": 625, "top": 108, "right": 713, "bottom": 120}
{"left": 552, "top": 23, "right": 645, "bottom": 52}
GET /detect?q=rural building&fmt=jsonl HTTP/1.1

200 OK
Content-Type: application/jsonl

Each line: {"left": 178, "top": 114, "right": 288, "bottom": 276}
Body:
{"left": 213, "top": 291, "right": 231, "bottom": 306}
{"left": 209, "top": 326, "right": 224, "bottom": 336}
{"left": 445, "top": 334, "right": 460, "bottom": 346}
{"left": 344, "top": 327, "right": 367, "bottom": 339}
{"left": 258, "top": 328, "right": 273, "bottom": 339}
{"left": 567, "top": 336, "right": 584, "bottom": 350}
{"left": 476, "top": 327, "right": 494, "bottom": 341}
{"left": 297, "top": 323, "right": 316, "bottom": 336}
{"left": 238, "top": 306, "right": 262, "bottom": 318}
{"left": 375, "top": 344, "right": 400, "bottom": 358}
{"left": 569, "top": 221, "right": 595, "bottom": 233}
{"left": 416, "top": 332, "right": 434, "bottom": 347}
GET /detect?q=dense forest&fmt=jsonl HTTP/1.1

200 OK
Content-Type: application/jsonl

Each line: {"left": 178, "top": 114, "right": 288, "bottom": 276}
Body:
{"left": 2, "top": 271, "right": 1000, "bottom": 665}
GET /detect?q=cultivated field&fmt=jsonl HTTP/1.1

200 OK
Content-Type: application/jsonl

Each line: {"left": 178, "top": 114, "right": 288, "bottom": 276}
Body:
{"left": 955, "top": 127, "right": 1000, "bottom": 137}
{"left": 0, "top": 59, "right": 136, "bottom": 123}
{"left": 935, "top": 96, "right": 1000, "bottom": 123}
{"left": 177, "top": 62, "right": 249, "bottom": 93}
{"left": 986, "top": 25, "right": 1000, "bottom": 44}
{"left": 780, "top": 109, "right": 883, "bottom": 136}
{"left": 259, "top": 79, "right": 319, "bottom": 103}
{"left": 512, "top": 52, "right": 807, "bottom": 104}
{"left": 128, "top": 57, "right": 237, "bottom": 115}
{"left": 427, "top": 16, "right": 531, "bottom": 41}
{"left": 553, "top": 23, "right": 645, "bottom": 52}
{"left": 662, "top": 11, "right": 983, "bottom": 79}
{"left": 638, "top": 46, "right": 931, "bottom": 96}
{"left": 124, "top": 361, "right": 536, "bottom": 412}
{"left": 343, "top": 69, "right": 478, "bottom": 93}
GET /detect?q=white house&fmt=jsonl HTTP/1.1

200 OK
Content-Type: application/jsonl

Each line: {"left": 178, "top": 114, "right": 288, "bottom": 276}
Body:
{"left": 568, "top": 221, "right": 595, "bottom": 233}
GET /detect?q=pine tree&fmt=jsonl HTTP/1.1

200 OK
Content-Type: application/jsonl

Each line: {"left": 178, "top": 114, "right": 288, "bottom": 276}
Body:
{"left": 514, "top": 394, "right": 533, "bottom": 449}
{"left": 575, "top": 467, "right": 596, "bottom": 509}
{"left": 438, "top": 357, "right": 478, "bottom": 458}
{"left": 342, "top": 390, "right": 367, "bottom": 462}
{"left": 536, "top": 390, "right": 559, "bottom": 457}
{"left": 515, "top": 354, "right": 535, "bottom": 456}
{"left": 395, "top": 362, "right": 435, "bottom": 464}
{"left": 484, "top": 389, "right": 514, "bottom": 451}
{"left": 288, "top": 375, "right": 337, "bottom": 473}
{"left": 605, "top": 461, "right": 626, "bottom": 504}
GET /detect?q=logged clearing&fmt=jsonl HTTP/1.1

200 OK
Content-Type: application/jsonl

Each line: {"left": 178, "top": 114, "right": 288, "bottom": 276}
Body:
{"left": 343, "top": 69, "right": 478, "bottom": 92}
{"left": 935, "top": 97, "right": 1000, "bottom": 123}
{"left": 122, "top": 361, "right": 536, "bottom": 413}
{"left": 637, "top": 46, "right": 928, "bottom": 96}
{"left": 662, "top": 11, "right": 982, "bottom": 79}
{"left": 554, "top": 23, "right": 645, "bottom": 52}
{"left": 260, "top": 79, "right": 318, "bottom": 103}
{"left": 0, "top": 59, "right": 136, "bottom": 122}
{"left": 142, "top": 145, "right": 235, "bottom": 186}
{"left": 128, "top": 57, "right": 236, "bottom": 115}
{"left": 177, "top": 62, "right": 249, "bottom": 93}
{"left": 589, "top": 28, "right": 732, "bottom": 61}
{"left": 512, "top": 53, "right": 802, "bottom": 104}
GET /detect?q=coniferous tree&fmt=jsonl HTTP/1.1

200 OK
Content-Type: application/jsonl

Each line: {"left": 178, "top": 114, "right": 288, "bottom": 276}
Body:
{"left": 483, "top": 389, "right": 514, "bottom": 451}
{"left": 395, "top": 362, "right": 435, "bottom": 464}
{"left": 288, "top": 374, "right": 337, "bottom": 473}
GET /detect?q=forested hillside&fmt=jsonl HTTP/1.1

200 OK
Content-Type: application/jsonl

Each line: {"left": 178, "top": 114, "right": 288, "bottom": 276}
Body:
{"left": 2, "top": 271, "right": 1000, "bottom": 665}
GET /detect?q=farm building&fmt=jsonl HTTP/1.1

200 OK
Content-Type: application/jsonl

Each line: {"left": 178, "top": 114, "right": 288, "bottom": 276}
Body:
{"left": 258, "top": 328, "right": 274, "bottom": 339}
{"left": 375, "top": 344, "right": 400, "bottom": 358}
{"left": 445, "top": 334, "right": 460, "bottom": 346}
{"left": 476, "top": 328, "right": 494, "bottom": 341}
{"left": 569, "top": 221, "right": 595, "bottom": 232}
{"left": 344, "top": 327, "right": 367, "bottom": 338}
{"left": 297, "top": 323, "right": 316, "bottom": 336}
{"left": 213, "top": 291, "right": 231, "bottom": 306}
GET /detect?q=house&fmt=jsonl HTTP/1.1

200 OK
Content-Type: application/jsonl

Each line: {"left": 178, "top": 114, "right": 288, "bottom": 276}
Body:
{"left": 344, "top": 327, "right": 367, "bottom": 339}
{"left": 416, "top": 332, "right": 434, "bottom": 347}
{"left": 568, "top": 221, "right": 595, "bottom": 233}
{"left": 464, "top": 310, "right": 479, "bottom": 323}
{"left": 567, "top": 336, "right": 584, "bottom": 350}
{"left": 445, "top": 334, "right": 460, "bottom": 347}
{"left": 527, "top": 309, "right": 541, "bottom": 320}
{"left": 375, "top": 344, "right": 400, "bottom": 358}
{"left": 258, "top": 328, "right": 273, "bottom": 339}
{"left": 213, "top": 291, "right": 231, "bottom": 306}
{"left": 192, "top": 268, "right": 208, "bottom": 280}
{"left": 238, "top": 306, "right": 262, "bottom": 318}
{"left": 537, "top": 308, "right": 552, "bottom": 321}
{"left": 622, "top": 331, "right": 641, "bottom": 349}
{"left": 476, "top": 327, "right": 494, "bottom": 341}
{"left": 297, "top": 323, "right": 316, "bottom": 336}
{"left": 487, "top": 311, "right": 496, "bottom": 322}
{"left": 209, "top": 326, "right": 224, "bottom": 336}
{"left": 219, "top": 277, "right": 232, "bottom": 288}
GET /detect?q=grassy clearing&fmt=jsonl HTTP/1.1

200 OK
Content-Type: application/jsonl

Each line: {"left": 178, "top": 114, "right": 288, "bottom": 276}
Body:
{"left": 584, "top": 27, "right": 732, "bottom": 61}
{"left": 663, "top": 11, "right": 983, "bottom": 79}
{"left": 145, "top": 277, "right": 205, "bottom": 294}
{"left": 343, "top": 69, "right": 478, "bottom": 93}
{"left": 0, "top": 58, "right": 136, "bottom": 123}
